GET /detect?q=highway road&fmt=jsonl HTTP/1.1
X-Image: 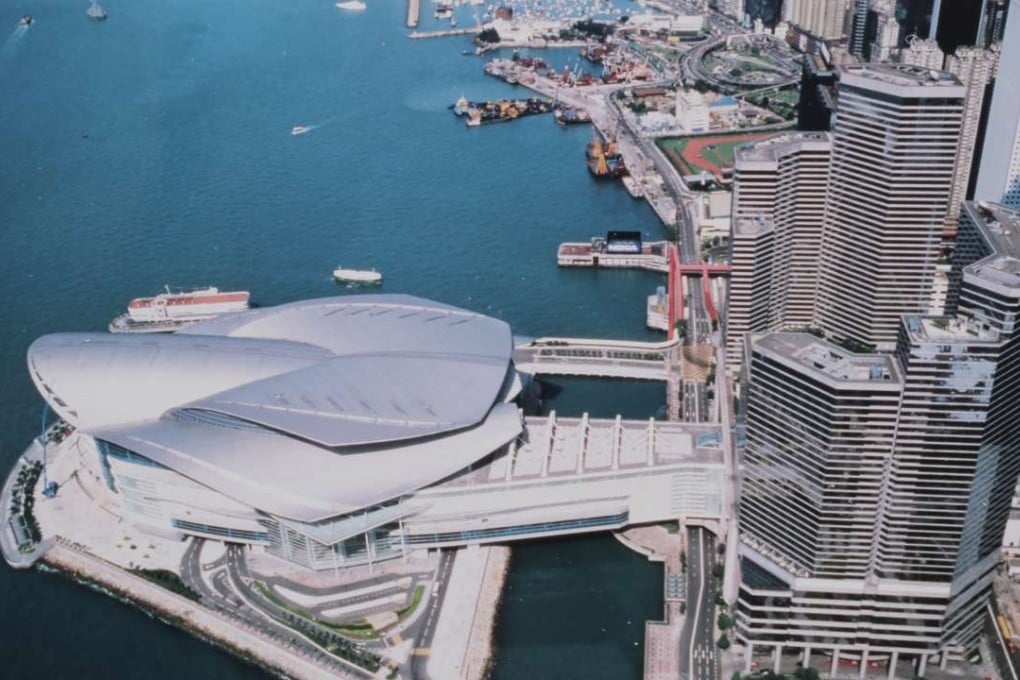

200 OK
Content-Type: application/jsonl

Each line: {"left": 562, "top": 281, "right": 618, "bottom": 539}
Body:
{"left": 680, "top": 526, "right": 719, "bottom": 680}
{"left": 410, "top": 549, "right": 455, "bottom": 680}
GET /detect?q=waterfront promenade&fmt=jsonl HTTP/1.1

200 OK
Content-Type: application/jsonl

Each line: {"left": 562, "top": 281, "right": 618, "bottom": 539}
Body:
{"left": 43, "top": 542, "right": 364, "bottom": 680}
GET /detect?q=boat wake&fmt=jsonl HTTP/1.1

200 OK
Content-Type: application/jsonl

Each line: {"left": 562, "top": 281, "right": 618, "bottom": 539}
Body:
{"left": 2, "top": 25, "right": 29, "bottom": 58}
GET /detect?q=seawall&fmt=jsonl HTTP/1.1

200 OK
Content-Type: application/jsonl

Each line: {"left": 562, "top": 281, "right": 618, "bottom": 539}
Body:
{"left": 41, "top": 543, "right": 363, "bottom": 680}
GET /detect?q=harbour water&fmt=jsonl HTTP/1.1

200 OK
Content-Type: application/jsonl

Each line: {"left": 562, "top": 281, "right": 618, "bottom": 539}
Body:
{"left": 1, "top": 0, "right": 667, "bottom": 676}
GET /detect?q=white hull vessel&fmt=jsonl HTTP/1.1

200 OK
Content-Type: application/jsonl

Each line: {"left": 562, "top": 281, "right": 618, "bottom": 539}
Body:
{"left": 333, "top": 267, "right": 382, "bottom": 284}
{"left": 110, "top": 286, "right": 251, "bottom": 333}
{"left": 335, "top": 0, "right": 366, "bottom": 10}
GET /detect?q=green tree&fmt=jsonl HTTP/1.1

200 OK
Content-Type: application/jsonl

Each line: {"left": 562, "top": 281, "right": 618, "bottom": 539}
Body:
{"left": 793, "top": 667, "right": 821, "bottom": 680}
{"left": 717, "top": 612, "right": 733, "bottom": 630}
{"left": 717, "top": 633, "right": 730, "bottom": 650}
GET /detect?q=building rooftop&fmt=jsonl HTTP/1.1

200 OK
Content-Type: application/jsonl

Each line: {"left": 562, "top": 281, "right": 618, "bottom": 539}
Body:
{"left": 755, "top": 333, "right": 901, "bottom": 386}
{"left": 962, "top": 202, "right": 1020, "bottom": 295}
{"left": 734, "top": 132, "right": 831, "bottom": 166}
{"left": 840, "top": 63, "right": 965, "bottom": 97}
{"left": 903, "top": 315, "right": 1000, "bottom": 344}
{"left": 27, "top": 295, "right": 523, "bottom": 522}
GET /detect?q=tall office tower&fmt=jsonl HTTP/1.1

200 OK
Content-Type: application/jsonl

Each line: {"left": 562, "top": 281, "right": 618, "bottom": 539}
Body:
{"left": 814, "top": 64, "right": 965, "bottom": 352}
{"left": 785, "top": 0, "right": 850, "bottom": 40}
{"left": 737, "top": 203, "right": 1020, "bottom": 671}
{"left": 943, "top": 45, "right": 1000, "bottom": 233}
{"left": 899, "top": 34, "right": 945, "bottom": 69}
{"left": 849, "top": 0, "right": 869, "bottom": 55}
{"left": 975, "top": 3, "right": 1020, "bottom": 208}
{"left": 725, "top": 133, "right": 832, "bottom": 370}
{"left": 870, "top": 13, "right": 902, "bottom": 61}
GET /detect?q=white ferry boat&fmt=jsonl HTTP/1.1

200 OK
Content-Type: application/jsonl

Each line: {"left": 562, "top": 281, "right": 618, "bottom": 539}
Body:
{"left": 109, "top": 286, "right": 251, "bottom": 333}
{"left": 333, "top": 266, "right": 382, "bottom": 284}
{"left": 291, "top": 125, "right": 312, "bottom": 136}
{"left": 335, "top": 0, "right": 366, "bottom": 10}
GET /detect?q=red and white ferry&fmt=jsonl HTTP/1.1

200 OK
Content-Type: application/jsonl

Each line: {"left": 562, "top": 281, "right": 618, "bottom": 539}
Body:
{"left": 109, "top": 286, "right": 251, "bottom": 333}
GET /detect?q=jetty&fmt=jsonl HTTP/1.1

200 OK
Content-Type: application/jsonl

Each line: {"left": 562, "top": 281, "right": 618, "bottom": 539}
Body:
{"left": 406, "top": 0, "right": 419, "bottom": 28}
{"left": 409, "top": 27, "right": 479, "bottom": 39}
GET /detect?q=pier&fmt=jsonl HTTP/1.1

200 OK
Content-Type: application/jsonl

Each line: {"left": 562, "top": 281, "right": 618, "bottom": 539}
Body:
{"left": 405, "top": 0, "right": 419, "bottom": 28}
{"left": 409, "top": 28, "right": 479, "bottom": 39}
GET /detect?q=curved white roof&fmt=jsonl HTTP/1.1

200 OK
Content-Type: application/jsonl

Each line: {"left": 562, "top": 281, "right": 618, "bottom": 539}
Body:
{"left": 28, "top": 295, "right": 521, "bottom": 521}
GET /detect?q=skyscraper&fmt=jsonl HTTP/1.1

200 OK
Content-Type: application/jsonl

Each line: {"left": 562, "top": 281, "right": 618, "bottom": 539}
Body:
{"left": 737, "top": 201, "right": 1020, "bottom": 672}
{"left": 725, "top": 133, "right": 832, "bottom": 369}
{"left": 814, "top": 64, "right": 965, "bottom": 351}
{"left": 898, "top": 33, "right": 945, "bottom": 69}
{"left": 975, "top": 3, "right": 1020, "bottom": 208}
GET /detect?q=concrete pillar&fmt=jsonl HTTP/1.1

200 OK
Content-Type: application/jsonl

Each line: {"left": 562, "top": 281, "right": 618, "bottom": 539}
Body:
{"left": 939, "top": 649, "right": 948, "bottom": 670}
{"left": 830, "top": 648, "right": 840, "bottom": 678}
{"left": 774, "top": 644, "right": 783, "bottom": 673}
{"left": 576, "top": 412, "right": 588, "bottom": 474}
{"left": 887, "top": 651, "right": 899, "bottom": 680}
{"left": 611, "top": 415, "right": 622, "bottom": 470}
{"left": 647, "top": 417, "right": 655, "bottom": 466}
{"left": 745, "top": 643, "right": 754, "bottom": 672}
{"left": 918, "top": 653, "right": 928, "bottom": 677}
{"left": 859, "top": 649, "right": 868, "bottom": 680}
{"left": 803, "top": 646, "right": 811, "bottom": 668}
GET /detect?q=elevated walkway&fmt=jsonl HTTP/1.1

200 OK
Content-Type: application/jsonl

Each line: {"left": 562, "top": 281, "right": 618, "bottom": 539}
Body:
{"left": 513, "top": 336, "right": 678, "bottom": 381}
{"left": 401, "top": 412, "right": 725, "bottom": 548}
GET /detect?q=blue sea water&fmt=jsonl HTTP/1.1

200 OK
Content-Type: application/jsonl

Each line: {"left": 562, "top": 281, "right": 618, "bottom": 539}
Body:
{"left": 0, "top": 1, "right": 666, "bottom": 677}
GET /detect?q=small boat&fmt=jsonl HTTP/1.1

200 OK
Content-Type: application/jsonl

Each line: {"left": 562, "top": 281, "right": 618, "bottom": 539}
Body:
{"left": 333, "top": 266, "right": 382, "bottom": 284}
{"left": 19, "top": 15, "right": 32, "bottom": 26}
{"left": 450, "top": 15, "right": 457, "bottom": 27}
{"left": 453, "top": 95, "right": 470, "bottom": 116}
{"left": 335, "top": 0, "right": 366, "bottom": 10}
{"left": 291, "top": 125, "right": 311, "bottom": 136}
{"left": 86, "top": 0, "right": 108, "bottom": 20}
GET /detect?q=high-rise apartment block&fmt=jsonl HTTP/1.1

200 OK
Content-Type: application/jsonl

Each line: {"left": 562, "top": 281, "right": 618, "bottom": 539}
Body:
{"left": 870, "top": 13, "right": 902, "bottom": 62}
{"left": 975, "top": 3, "right": 1020, "bottom": 208}
{"left": 899, "top": 35, "right": 945, "bottom": 69}
{"left": 943, "top": 45, "right": 1001, "bottom": 232}
{"left": 814, "top": 64, "right": 965, "bottom": 351}
{"left": 737, "top": 201, "right": 1020, "bottom": 671}
{"left": 784, "top": 0, "right": 850, "bottom": 40}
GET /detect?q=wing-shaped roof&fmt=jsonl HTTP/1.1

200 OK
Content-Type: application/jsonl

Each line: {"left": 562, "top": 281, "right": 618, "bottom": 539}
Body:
{"left": 28, "top": 295, "right": 521, "bottom": 518}
{"left": 95, "top": 402, "right": 522, "bottom": 522}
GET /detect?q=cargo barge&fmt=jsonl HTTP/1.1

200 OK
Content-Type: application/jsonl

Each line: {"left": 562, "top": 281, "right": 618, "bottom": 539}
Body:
{"left": 460, "top": 98, "right": 553, "bottom": 127}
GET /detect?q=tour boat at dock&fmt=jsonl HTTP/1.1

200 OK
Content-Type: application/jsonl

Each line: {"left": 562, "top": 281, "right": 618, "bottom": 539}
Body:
{"left": 109, "top": 286, "right": 251, "bottom": 333}
{"left": 334, "top": 267, "right": 382, "bottom": 284}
